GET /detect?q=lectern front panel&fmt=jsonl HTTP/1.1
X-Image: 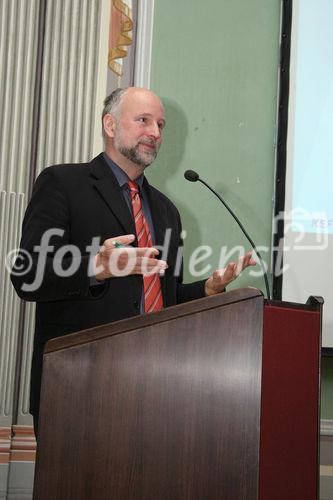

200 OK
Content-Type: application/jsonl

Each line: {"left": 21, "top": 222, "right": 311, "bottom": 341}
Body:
{"left": 34, "top": 292, "right": 263, "bottom": 500}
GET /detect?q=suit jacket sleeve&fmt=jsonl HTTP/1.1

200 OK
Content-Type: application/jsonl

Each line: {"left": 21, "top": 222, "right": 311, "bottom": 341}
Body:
{"left": 11, "top": 167, "right": 95, "bottom": 302}
{"left": 174, "top": 211, "right": 206, "bottom": 303}
{"left": 154, "top": 196, "right": 206, "bottom": 306}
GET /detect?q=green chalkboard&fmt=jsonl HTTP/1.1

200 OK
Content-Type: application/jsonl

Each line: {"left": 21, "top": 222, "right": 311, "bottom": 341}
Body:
{"left": 148, "top": 0, "right": 281, "bottom": 295}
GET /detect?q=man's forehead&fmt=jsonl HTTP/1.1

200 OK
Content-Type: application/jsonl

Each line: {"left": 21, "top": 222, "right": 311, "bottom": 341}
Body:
{"left": 122, "top": 88, "right": 164, "bottom": 115}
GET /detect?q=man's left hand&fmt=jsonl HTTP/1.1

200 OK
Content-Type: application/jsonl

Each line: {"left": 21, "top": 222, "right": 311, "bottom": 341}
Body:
{"left": 204, "top": 251, "right": 256, "bottom": 296}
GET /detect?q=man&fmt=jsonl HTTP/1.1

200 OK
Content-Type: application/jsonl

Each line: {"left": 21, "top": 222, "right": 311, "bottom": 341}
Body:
{"left": 11, "top": 87, "right": 255, "bottom": 434}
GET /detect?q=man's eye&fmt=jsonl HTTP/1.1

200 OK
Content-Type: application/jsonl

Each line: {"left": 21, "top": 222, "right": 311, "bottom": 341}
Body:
{"left": 138, "top": 117, "right": 146, "bottom": 123}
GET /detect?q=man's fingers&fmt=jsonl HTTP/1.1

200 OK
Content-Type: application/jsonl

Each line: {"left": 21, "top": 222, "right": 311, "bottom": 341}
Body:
{"left": 223, "top": 262, "right": 237, "bottom": 280}
{"left": 232, "top": 252, "right": 256, "bottom": 275}
{"left": 102, "top": 234, "right": 136, "bottom": 252}
{"left": 214, "top": 252, "right": 256, "bottom": 283}
{"left": 96, "top": 233, "right": 168, "bottom": 279}
{"left": 109, "top": 256, "right": 168, "bottom": 276}
{"left": 243, "top": 251, "right": 257, "bottom": 267}
{"left": 110, "top": 234, "right": 136, "bottom": 246}
{"left": 135, "top": 257, "right": 168, "bottom": 275}
{"left": 100, "top": 241, "right": 159, "bottom": 258}
{"left": 205, "top": 251, "right": 258, "bottom": 297}
{"left": 135, "top": 247, "right": 160, "bottom": 257}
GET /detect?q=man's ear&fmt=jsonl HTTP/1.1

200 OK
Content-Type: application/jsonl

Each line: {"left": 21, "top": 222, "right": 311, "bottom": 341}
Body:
{"left": 103, "top": 113, "right": 116, "bottom": 139}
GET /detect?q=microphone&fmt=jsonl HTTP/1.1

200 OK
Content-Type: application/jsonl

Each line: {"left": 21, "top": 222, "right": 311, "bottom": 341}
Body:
{"left": 184, "top": 170, "right": 199, "bottom": 182}
{"left": 184, "top": 169, "right": 271, "bottom": 299}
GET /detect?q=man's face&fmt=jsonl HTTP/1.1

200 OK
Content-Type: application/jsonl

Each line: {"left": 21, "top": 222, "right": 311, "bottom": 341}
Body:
{"left": 112, "top": 89, "right": 166, "bottom": 168}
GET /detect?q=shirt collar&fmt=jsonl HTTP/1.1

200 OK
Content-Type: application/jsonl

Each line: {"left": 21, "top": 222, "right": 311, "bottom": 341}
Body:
{"left": 103, "top": 152, "right": 144, "bottom": 189}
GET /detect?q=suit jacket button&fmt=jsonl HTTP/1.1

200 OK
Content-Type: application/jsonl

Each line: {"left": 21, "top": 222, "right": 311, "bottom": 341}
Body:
{"left": 133, "top": 300, "right": 139, "bottom": 310}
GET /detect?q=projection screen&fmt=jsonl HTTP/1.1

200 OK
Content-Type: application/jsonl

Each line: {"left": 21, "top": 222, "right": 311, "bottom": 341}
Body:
{"left": 281, "top": 0, "right": 333, "bottom": 347}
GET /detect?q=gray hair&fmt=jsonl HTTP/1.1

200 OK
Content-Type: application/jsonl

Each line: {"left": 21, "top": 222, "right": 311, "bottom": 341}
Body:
{"left": 102, "top": 87, "right": 128, "bottom": 142}
{"left": 102, "top": 87, "right": 128, "bottom": 123}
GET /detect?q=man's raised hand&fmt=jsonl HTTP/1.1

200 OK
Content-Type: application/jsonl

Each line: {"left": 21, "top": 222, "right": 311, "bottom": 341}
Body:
{"left": 93, "top": 234, "right": 168, "bottom": 280}
{"left": 204, "top": 251, "right": 256, "bottom": 296}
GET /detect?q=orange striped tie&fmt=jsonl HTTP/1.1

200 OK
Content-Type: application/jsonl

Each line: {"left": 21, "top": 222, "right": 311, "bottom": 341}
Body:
{"left": 128, "top": 181, "right": 163, "bottom": 313}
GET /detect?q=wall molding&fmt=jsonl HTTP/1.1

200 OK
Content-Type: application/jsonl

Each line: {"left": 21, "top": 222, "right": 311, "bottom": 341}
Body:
{"left": 134, "top": 0, "right": 155, "bottom": 88}
{"left": 0, "top": 428, "right": 11, "bottom": 466}
{"left": 321, "top": 419, "right": 333, "bottom": 436}
{"left": 5, "top": 426, "right": 36, "bottom": 499}
{"left": 10, "top": 426, "right": 36, "bottom": 462}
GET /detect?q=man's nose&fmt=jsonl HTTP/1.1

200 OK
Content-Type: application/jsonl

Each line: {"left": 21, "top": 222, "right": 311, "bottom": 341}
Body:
{"left": 148, "top": 122, "right": 162, "bottom": 140}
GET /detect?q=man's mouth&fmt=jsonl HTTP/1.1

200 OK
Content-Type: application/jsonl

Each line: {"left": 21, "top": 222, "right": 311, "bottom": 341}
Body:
{"left": 139, "top": 141, "right": 156, "bottom": 150}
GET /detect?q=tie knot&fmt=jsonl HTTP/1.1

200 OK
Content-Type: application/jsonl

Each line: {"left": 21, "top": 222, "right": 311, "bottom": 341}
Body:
{"left": 128, "top": 180, "right": 139, "bottom": 195}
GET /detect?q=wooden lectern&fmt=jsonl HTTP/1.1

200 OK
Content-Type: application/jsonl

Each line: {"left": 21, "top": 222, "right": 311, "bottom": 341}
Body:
{"left": 33, "top": 288, "right": 322, "bottom": 500}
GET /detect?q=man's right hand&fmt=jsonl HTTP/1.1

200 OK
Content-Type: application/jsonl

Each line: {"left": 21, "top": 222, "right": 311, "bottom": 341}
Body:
{"left": 93, "top": 234, "right": 168, "bottom": 281}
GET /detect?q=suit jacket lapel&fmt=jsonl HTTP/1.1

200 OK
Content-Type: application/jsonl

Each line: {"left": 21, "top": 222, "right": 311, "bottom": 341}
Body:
{"left": 144, "top": 178, "right": 169, "bottom": 248}
{"left": 89, "top": 155, "right": 135, "bottom": 235}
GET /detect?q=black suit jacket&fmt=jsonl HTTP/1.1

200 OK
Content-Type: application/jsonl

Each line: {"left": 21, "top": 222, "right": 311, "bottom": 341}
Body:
{"left": 11, "top": 154, "right": 206, "bottom": 415}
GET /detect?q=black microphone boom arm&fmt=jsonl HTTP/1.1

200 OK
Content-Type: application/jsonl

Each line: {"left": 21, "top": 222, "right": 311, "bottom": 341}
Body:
{"left": 184, "top": 170, "right": 271, "bottom": 299}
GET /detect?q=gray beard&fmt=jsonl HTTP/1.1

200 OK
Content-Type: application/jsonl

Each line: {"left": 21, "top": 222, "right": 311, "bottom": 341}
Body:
{"left": 118, "top": 143, "right": 157, "bottom": 168}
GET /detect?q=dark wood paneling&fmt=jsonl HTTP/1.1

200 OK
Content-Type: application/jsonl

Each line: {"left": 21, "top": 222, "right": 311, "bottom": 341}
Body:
{"left": 260, "top": 303, "right": 321, "bottom": 500}
{"left": 34, "top": 290, "right": 263, "bottom": 500}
